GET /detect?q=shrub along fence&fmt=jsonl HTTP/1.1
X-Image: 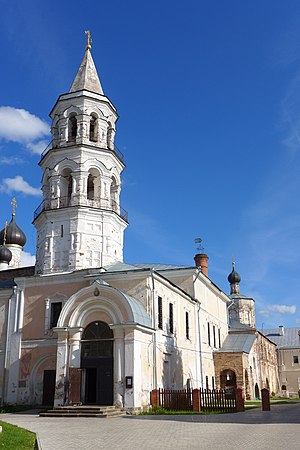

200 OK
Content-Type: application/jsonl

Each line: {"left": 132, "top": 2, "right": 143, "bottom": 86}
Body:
{"left": 150, "top": 388, "right": 244, "bottom": 413}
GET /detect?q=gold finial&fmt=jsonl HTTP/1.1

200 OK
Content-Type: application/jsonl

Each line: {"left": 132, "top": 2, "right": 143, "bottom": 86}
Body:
{"left": 85, "top": 30, "right": 92, "bottom": 50}
{"left": 11, "top": 197, "right": 17, "bottom": 216}
{"left": 3, "top": 221, "right": 8, "bottom": 245}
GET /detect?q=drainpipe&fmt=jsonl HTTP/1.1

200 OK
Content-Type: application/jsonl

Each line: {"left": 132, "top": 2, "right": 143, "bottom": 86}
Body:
{"left": 196, "top": 301, "right": 203, "bottom": 388}
{"left": 2, "top": 286, "right": 16, "bottom": 406}
{"left": 150, "top": 269, "right": 157, "bottom": 389}
{"left": 193, "top": 268, "right": 203, "bottom": 388}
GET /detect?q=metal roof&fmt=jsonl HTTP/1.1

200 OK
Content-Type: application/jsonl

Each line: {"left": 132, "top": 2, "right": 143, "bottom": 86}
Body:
{"left": 216, "top": 333, "right": 256, "bottom": 353}
{"left": 263, "top": 327, "right": 300, "bottom": 349}
{"left": 122, "top": 293, "right": 152, "bottom": 329}
{"left": 104, "top": 262, "right": 190, "bottom": 272}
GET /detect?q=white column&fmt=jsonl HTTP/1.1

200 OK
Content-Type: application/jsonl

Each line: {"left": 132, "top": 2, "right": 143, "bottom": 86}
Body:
{"left": 69, "top": 327, "right": 83, "bottom": 368}
{"left": 53, "top": 328, "right": 69, "bottom": 406}
{"left": 112, "top": 326, "right": 124, "bottom": 407}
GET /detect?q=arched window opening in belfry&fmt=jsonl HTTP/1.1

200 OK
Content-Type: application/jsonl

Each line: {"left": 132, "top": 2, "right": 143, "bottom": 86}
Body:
{"left": 89, "top": 114, "right": 98, "bottom": 142}
{"left": 68, "top": 113, "right": 77, "bottom": 141}
{"left": 110, "top": 177, "right": 118, "bottom": 209}
{"left": 87, "top": 168, "right": 101, "bottom": 203}
{"left": 60, "top": 168, "right": 72, "bottom": 205}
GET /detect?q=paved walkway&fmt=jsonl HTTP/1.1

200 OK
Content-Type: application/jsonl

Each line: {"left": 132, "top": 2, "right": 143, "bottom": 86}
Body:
{"left": 2, "top": 402, "right": 300, "bottom": 449}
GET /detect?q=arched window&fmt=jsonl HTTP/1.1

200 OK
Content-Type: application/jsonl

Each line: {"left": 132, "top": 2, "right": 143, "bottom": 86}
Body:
{"left": 81, "top": 321, "right": 113, "bottom": 359}
{"left": 87, "top": 173, "right": 95, "bottom": 200}
{"left": 87, "top": 168, "right": 101, "bottom": 203}
{"left": 281, "top": 385, "right": 287, "bottom": 390}
{"left": 68, "top": 113, "right": 77, "bottom": 141}
{"left": 110, "top": 177, "right": 118, "bottom": 210}
{"left": 89, "top": 114, "right": 98, "bottom": 142}
{"left": 60, "top": 168, "right": 72, "bottom": 205}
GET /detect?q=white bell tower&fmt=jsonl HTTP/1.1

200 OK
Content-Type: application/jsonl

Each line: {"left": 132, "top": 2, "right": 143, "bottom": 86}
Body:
{"left": 34, "top": 34, "right": 128, "bottom": 274}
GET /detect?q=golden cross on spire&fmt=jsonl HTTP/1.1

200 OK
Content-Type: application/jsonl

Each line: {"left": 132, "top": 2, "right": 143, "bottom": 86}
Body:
{"left": 85, "top": 30, "right": 92, "bottom": 50}
{"left": 3, "top": 221, "right": 8, "bottom": 245}
{"left": 11, "top": 197, "right": 17, "bottom": 216}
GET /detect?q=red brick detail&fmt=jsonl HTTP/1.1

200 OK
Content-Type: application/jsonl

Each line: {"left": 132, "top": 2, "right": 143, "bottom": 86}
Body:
{"left": 194, "top": 254, "right": 209, "bottom": 276}
{"left": 234, "top": 387, "right": 245, "bottom": 412}
{"left": 150, "top": 389, "right": 159, "bottom": 406}
{"left": 261, "top": 388, "right": 270, "bottom": 411}
{"left": 192, "top": 389, "right": 201, "bottom": 412}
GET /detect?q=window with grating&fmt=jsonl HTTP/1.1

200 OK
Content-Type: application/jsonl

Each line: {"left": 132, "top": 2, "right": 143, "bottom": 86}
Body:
{"left": 158, "top": 296, "right": 163, "bottom": 330}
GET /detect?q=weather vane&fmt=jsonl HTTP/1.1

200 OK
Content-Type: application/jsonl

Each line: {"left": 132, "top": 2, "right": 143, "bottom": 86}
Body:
{"left": 194, "top": 237, "right": 204, "bottom": 253}
{"left": 85, "top": 30, "right": 92, "bottom": 50}
{"left": 11, "top": 197, "right": 17, "bottom": 216}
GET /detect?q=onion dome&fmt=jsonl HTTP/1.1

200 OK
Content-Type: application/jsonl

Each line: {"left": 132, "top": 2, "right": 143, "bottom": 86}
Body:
{"left": 0, "top": 215, "right": 27, "bottom": 248}
{"left": 228, "top": 266, "right": 241, "bottom": 284}
{"left": 0, "top": 245, "right": 12, "bottom": 264}
{"left": 228, "top": 260, "right": 241, "bottom": 295}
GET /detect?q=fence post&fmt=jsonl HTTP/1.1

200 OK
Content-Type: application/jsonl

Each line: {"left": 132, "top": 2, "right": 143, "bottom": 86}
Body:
{"left": 234, "top": 388, "right": 245, "bottom": 412}
{"left": 150, "top": 389, "right": 159, "bottom": 407}
{"left": 192, "top": 389, "right": 201, "bottom": 412}
{"left": 261, "top": 388, "right": 270, "bottom": 411}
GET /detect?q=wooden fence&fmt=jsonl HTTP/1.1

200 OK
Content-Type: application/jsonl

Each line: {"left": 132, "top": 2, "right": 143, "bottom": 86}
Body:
{"left": 157, "top": 389, "right": 193, "bottom": 411}
{"left": 151, "top": 387, "right": 243, "bottom": 413}
{"left": 198, "top": 388, "right": 236, "bottom": 413}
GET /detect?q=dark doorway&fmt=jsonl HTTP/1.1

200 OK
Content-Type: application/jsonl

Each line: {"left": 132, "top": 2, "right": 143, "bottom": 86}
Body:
{"left": 81, "top": 321, "right": 114, "bottom": 405}
{"left": 220, "top": 369, "right": 237, "bottom": 389}
{"left": 42, "top": 370, "right": 56, "bottom": 406}
{"left": 255, "top": 383, "right": 260, "bottom": 399}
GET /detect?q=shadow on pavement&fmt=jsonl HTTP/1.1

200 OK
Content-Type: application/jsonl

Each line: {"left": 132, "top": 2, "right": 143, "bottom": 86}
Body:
{"left": 126, "top": 402, "right": 300, "bottom": 425}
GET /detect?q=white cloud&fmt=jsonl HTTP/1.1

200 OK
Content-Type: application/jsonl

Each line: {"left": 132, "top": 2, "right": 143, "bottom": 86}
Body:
{"left": 0, "top": 106, "right": 50, "bottom": 143}
{"left": 26, "top": 139, "right": 49, "bottom": 155}
{"left": 0, "top": 175, "right": 41, "bottom": 196}
{"left": 20, "top": 251, "right": 35, "bottom": 267}
{"left": 0, "top": 155, "right": 24, "bottom": 165}
{"left": 259, "top": 304, "right": 296, "bottom": 318}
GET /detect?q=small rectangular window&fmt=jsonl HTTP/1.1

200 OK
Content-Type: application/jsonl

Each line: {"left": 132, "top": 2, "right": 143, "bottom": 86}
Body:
{"left": 158, "top": 296, "right": 163, "bottom": 330}
{"left": 185, "top": 311, "right": 189, "bottom": 340}
{"left": 169, "top": 303, "right": 174, "bottom": 334}
{"left": 50, "top": 302, "right": 62, "bottom": 328}
{"left": 293, "top": 355, "right": 299, "bottom": 364}
{"left": 205, "top": 375, "right": 209, "bottom": 390}
{"left": 212, "top": 376, "right": 215, "bottom": 390}
{"left": 207, "top": 322, "right": 211, "bottom": 346}
{"left": 213, "top": 325, "right": 216, "bottom": 348}
{"left": 218, "top": 328, "right": 221, "bottom": 348}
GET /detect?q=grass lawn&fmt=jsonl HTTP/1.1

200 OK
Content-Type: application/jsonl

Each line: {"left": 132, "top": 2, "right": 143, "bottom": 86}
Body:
{"left": 245, "top": 398, "right": 300, "bottom": 408}
{"left": 0, "top": 421, "right": 36, "bottom": 450}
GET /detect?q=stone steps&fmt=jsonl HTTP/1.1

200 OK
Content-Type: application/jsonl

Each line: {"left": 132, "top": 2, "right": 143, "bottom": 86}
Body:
{"left": 40, "top": 405, "right": 126, "bottom": 418}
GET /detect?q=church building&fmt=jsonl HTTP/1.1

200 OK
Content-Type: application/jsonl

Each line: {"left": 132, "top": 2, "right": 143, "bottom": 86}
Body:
{"left": 0, "top": 37, "right": 280, "bottom": 412}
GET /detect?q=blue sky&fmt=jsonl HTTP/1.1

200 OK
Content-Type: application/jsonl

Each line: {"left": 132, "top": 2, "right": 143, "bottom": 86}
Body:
{"left": 1, "top": 0, "right": 300, "bottom": 328}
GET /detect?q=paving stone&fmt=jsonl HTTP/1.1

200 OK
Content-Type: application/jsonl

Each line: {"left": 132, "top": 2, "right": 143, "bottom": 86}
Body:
{"left": 1, "top": 403, "right": 300, "bottom": 450}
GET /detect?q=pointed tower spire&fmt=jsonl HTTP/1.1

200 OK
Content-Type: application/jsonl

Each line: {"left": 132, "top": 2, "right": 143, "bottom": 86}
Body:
{"left": 69, "top": 30, "right": 104, "bottom": 95}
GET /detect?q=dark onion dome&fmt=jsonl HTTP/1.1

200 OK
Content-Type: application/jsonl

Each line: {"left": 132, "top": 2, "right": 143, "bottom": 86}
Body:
{"left": 0, "top": 245, "right": 12, "bottom": 264}
{"left": 0, "top": 215, "right": 27, "bottom": 247}
{"left": 228, "top": 266, "right": 241, "bottom": 284}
